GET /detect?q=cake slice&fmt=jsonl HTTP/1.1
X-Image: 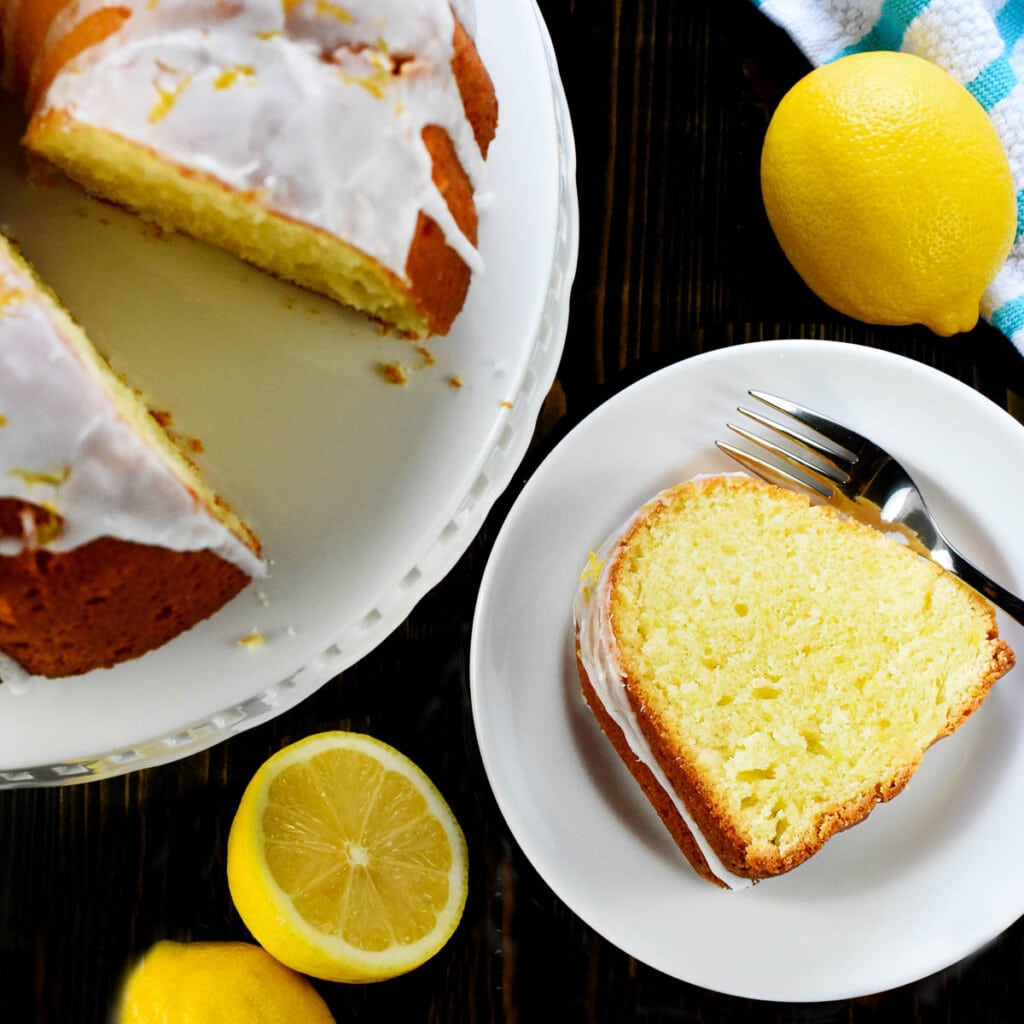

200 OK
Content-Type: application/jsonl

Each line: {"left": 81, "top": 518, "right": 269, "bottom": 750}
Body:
{"left": 0, "top": 232, "right": 264, "bottom": 678}
{"left": 573, "top": 474, "right": 1015, "bottom": 887}
{"left": 3, "top": 0, "right": 498, "bottom": 337}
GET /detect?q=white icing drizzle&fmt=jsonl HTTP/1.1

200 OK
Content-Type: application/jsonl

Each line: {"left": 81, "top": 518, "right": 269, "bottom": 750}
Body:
{"left": 16, "top": 0, "right": 485, "bottom": 277}
{"left": 0, "top": 247, "right": 265, "bottom": 576}
{"left": 572, "top": 488, "right": 755, "bottom": 891}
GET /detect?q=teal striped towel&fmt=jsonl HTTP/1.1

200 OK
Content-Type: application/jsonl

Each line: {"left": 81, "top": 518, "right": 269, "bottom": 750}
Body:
{"left": 752, "top": 0, "right": 1024, "bottom": 353}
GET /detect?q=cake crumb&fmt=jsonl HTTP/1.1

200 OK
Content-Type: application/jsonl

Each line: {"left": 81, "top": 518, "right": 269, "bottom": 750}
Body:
{"left": 449, "top": 375, "right": 463, "bottom": 389}
{"left": 500, "top": 399, "right": 514, "bottom": 409}
{"left": 237, "top": 631, "right": 265, "bottom": 650}
{"left": 416, "top": 345, "right": 435, "bottom": 367}
{"left": 26, "top": 161, "right": 62, "bottom": 188}
{"left": 379, "top": 362, "right": 408, "bottom": 385}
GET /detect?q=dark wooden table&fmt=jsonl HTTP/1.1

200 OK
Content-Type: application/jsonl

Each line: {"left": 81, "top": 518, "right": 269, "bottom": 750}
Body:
{"left": 5, "top": 1, "right": 1024, "bottom": 1020}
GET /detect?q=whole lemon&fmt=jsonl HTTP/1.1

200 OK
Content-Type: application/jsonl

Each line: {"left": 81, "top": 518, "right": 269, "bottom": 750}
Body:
{"left": 760, "top": 51, "right": 1016, "bottom": 336}
{"left": 114, "top": 940, "right": 336, "bottom": 1023}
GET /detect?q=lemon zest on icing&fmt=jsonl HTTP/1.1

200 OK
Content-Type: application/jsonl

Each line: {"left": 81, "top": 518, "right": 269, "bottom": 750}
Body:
{"left": 8, "top": 465, "right": 71, "bottom": 487}
{"left": 579, "top": 551, "right": 604, "bottom": 601}
{"left": 579, "top": 551, "right": 604, "bottom": 586}
{"left": 150, "top": 72, "right": 195, "bottom": 124}
{"left": 0, "top": 286, "right": 25, "bottom": 313}
{"left": 316, "top": 1, "right": 354, "bottom": 22}
{"left": 214, "top": 65, "right": 258, "bottom": 90}
{"left": 336, "top": 65, "right": 390, "bottom": 99}
{"left": 31, "top": 505, "right": 64, "bottom": 547}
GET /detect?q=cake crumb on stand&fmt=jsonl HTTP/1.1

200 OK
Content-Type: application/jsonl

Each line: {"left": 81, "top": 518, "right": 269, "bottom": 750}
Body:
{"left": 379, "top": 362, "right": 408, "bottom": 385}
{"left": 236, "top": 631, "right": 265, "bottom": 650}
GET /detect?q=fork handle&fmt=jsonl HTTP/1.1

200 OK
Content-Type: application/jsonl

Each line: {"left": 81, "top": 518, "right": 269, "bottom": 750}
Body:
{"left": 943, "top": 546, "right": 1024, "bottom": 627}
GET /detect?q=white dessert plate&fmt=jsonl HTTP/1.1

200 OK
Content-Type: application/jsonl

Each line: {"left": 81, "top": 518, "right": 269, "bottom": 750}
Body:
{"left": 470, "top": 339, "right": 1024, "bottom": 1002}
{"left": 0, "top": 0, "right": 577, "bottom": 782}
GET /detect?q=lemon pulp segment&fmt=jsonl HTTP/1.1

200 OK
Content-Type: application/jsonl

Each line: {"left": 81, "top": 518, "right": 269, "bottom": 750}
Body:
{"left": 262, "top": 747, "right": 456, "bottom": 951}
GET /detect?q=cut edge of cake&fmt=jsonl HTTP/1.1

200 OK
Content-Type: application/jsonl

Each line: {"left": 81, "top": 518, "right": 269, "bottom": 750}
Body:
{"left": 0, "top": 231, "right": 265, "bottom": 678}
{"left": 23, "top": 111, "right": 476, "bottom": 338}
{"left": 11, "top": 2, "right": 499, "bottom": 338}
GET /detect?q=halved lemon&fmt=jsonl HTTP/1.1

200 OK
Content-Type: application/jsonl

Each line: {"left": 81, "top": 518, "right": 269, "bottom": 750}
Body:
{"left": 226, "top": 731, "right": 468, "bottom": 983}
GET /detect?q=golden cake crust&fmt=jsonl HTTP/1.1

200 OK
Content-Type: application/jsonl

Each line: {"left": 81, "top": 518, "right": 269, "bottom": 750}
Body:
{"left": 575, "top": 633, "right": 725, "bottom": 887}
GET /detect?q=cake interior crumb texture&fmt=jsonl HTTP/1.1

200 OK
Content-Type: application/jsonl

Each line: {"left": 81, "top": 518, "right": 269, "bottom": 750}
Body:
{"left": 28, "top": 115, "right": 438, "bottom": 336}
{"left": 609, "top": 476, "right": 1014, "bottom": 876}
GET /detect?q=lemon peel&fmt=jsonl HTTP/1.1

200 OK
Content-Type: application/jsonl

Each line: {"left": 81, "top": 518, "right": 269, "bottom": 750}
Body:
{"left": 114, "top": 939, "right": 335, "bottom": 1023}
{"left": 760, "top": 51, "right": 1016, "bottom": 336}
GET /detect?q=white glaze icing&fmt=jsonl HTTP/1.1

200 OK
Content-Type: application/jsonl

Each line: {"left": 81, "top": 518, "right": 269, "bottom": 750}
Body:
{"left": 572, "top": 485, "right": 755, "bottom": 891}
{"left": 11, "top": 0, "right": 485, "bottom": 277}
{"left": 0, "top": 244, "right": 265, "bottom": 576}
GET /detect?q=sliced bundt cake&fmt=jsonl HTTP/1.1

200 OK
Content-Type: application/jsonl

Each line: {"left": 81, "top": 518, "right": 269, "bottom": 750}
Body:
{"left": 573, "top": 474, "right": 1014, "bottom": 886}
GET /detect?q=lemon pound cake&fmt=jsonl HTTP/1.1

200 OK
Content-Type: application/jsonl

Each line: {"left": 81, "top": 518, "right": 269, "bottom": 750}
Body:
{"left": 573, "top": 474, "right": 1015, "bottom": 888}
{"left": 2, "top": 0, "right": 498, "bottom": 337}
{"left": 0, "top": 233, "right": 264, "bottom": 679}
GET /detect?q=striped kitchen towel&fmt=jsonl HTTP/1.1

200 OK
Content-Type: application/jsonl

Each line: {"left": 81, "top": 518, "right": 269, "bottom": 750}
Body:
{"left": 752, "top": 0, "right": 1024, "bottom": 353}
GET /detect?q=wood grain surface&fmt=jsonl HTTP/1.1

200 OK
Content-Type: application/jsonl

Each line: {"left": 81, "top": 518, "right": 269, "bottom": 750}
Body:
{"left": 4, "top": 1, "right": 1024, "bottom": 1020}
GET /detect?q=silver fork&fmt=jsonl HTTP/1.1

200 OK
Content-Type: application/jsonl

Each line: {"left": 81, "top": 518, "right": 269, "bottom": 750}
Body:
{"left": 716, "top": 389, "right": 1024, "bottom": 626}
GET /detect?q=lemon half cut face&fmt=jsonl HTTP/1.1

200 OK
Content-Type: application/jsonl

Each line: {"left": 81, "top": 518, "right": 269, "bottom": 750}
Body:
{"left": 226, "top": 731, "right": 469, "bottom": 984}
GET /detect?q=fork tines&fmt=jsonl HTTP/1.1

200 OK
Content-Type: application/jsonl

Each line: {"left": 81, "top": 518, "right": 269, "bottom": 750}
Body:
{"left": 716, "top": 391, "right": 858, "bottom": 500}
{"left": 715, "top": 437, "right": 834, "bottom": 499}
{"left": 748, "top": 391, "right": 863, "bottom": 457}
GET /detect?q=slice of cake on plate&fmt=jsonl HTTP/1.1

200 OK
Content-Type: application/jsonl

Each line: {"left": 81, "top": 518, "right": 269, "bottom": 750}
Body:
{"left": 573, "top": 474, "right": 1015, "bottom": 887}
